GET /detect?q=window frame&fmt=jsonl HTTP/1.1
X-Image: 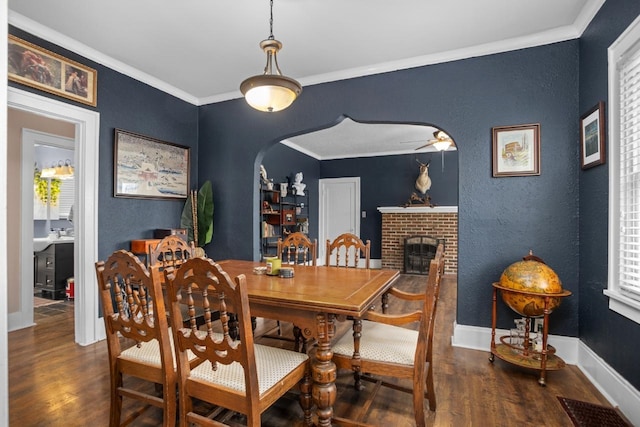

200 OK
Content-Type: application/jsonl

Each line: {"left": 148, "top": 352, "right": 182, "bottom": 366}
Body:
{"left": 606, "top": 15, "right": 640, "bottom": 324}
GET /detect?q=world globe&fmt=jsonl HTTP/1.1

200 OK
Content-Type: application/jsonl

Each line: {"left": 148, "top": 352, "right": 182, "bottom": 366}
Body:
{"left": 498, "top": 252, "right": 565, "bottom": 317}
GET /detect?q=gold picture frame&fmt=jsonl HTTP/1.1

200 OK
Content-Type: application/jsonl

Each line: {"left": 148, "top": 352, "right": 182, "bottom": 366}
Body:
{"left": 8, "top": 34, "right": 97, "bottom": 107}
{"left": 114, "top": 129, "right": 190, "bottom": 200}
{"left": 492, "top": 123, "right": 541, "bottom": 177}
{"left": 580, "top": 101, "right": 606, "bottom": 170}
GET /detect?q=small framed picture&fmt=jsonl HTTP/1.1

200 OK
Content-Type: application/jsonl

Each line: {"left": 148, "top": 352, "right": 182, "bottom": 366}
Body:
{"left": 492, "top": 123, "right": 541, "bottom": 177}
{"left": 580, "top": 101, "right": 606, "bottom": 170}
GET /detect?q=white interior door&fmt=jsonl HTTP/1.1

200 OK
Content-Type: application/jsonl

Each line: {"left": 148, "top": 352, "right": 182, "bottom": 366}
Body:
{"left": 319, "top": 177, "right": 360, "bottom": 264}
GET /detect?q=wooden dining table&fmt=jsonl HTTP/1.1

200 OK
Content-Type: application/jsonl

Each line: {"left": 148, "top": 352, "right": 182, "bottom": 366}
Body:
{"left": 216, "top": 259, "right": 400, "bottom": 427}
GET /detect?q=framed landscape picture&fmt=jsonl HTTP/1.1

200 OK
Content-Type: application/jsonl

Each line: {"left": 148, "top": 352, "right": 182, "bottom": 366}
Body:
{"left": 492, "top": 123, "right": 541, "bottom": 177}
{"left": 114, "top": 129, "right": 190, "bottom": 199}
{"left": 8, "top": 35, "right": 97, "bottom": 107}
{"left": 580, "top": 101, "right": 606, "bottom": 169}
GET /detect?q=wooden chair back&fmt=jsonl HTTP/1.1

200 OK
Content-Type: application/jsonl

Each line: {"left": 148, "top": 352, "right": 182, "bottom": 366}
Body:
{"left": 277, "top": 232, "right": 317, "bottom": 266}
{"left": 95, "top": 249, "right": 176, "bottom": 427}
{"left": 332, "top": 244, "right": 445, "bottom": 427}
{"left": 147, "top": 234, "right": 196, "bottom": 284}
{"left": 325, "top": 232, "right": 371, "bottom": 268}
{"left": 147, "top": 235, "right": 207, "bottom": 327}
{"left": 164, "top": 257, "right": 311, "bottom": 426}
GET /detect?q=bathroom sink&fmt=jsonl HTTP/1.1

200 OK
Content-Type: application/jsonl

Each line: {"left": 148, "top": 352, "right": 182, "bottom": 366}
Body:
{"left": 33, "top": 236, "right": 74, "bottom": 252}
{"left": 33, "top": 237, "right": 52, "bottom": 252}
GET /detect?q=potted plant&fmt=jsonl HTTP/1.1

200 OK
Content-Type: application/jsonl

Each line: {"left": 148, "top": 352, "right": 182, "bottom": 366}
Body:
{"left": 180, "top": 180, "right": 213, "bottom": 257}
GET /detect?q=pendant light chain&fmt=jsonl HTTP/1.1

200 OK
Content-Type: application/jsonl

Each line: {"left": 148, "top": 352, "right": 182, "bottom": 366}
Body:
{"left": 268, "top": 0, "right": 275, "bottom": 40}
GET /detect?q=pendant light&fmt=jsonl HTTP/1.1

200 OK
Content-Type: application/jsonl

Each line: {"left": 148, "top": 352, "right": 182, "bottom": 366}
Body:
{"left": 240, "top": 0, "right": 302, "bottom": 112}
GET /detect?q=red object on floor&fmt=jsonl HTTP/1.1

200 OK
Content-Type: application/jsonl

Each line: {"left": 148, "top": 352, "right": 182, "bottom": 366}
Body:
{"left": 65, "top": 278, "right": 74, "bottom": 300}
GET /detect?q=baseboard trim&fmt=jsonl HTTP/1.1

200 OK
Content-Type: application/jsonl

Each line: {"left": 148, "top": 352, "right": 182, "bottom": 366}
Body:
{"left": 577, "top": 340, "right": 640, "bottom": 424}
{"left": 452, "top": 323, "right": 640, "bottom": 426}
{"left": 451, "top": 322, "right": 579, "bottom": 363}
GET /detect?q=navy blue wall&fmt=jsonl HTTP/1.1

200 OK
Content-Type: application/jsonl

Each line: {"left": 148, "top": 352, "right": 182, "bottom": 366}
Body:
{"left": 578, "top": 1, "right": 640, "bottom": 390}
{"left": 199, "top": 41, "right": 580, "bottom": 336}
{"left": 9, "top": 26, "right": 199, "bottom": 260}
{"left": 15, "top": 0, "right": 640, "bottom": 391}
{"left": 320, "top": 151, "right": 458, "bottom": 259}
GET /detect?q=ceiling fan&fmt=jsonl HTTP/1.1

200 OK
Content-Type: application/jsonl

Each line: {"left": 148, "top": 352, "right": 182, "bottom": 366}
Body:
{"left": 414, "top": 130, "right": 454, "bottom": 151}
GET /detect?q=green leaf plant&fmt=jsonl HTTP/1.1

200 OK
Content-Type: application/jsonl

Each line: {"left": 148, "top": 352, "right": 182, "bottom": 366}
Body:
{"left": 34, "top": 166, "right": 61, "bottom": 206}
{"left": 180, "top": 180, "right": 214, "bottom": 249}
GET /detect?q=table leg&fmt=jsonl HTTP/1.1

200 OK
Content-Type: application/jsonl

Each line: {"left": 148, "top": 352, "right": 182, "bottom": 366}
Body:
{"left": 312, "top": 312, "right": 337, "bottom": 427}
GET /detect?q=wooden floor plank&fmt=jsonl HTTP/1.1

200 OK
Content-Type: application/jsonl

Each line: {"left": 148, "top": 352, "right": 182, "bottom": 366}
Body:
{"left": 9, "top": 277, "right": 614, "bottom": 426}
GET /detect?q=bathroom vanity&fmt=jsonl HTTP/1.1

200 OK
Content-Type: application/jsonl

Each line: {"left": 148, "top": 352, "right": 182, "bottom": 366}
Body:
{"left": 34, "top": 239, "right": 74, "bottom": 300}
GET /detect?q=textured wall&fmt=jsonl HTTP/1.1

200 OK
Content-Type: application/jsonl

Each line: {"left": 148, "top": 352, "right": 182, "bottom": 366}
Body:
{"left": 200, "top": 40, "right": 580, "bottom": 337}
{"left": 578, "top": 0, "right": 640, "bottom": 390}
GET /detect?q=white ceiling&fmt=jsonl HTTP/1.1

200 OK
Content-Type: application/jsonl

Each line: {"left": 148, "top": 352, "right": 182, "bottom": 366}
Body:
{"left": 8, "top": 0, "right": 604, "bottom": 158}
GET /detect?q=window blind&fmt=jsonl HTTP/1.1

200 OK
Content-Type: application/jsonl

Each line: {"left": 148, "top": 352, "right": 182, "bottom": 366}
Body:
{"left": 58, "top": 178, "right": 75, "bottom": 220}
{"left": 618, "top": 44, "right": 640, "bottom": 300}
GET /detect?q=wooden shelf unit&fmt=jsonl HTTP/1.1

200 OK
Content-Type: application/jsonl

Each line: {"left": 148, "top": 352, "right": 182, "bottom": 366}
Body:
{"left": 260, "top": 186, "right": 309, "bottom": 260}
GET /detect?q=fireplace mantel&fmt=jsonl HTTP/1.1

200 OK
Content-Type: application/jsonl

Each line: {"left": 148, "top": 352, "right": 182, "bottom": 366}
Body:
{"left": 377, "top": 206, "right": 458, "bottom": 214}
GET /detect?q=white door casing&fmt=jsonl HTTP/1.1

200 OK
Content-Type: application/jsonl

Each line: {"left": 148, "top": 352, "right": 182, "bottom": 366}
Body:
{"left": 8, "top": 87, "right": 102, "bottom": 346}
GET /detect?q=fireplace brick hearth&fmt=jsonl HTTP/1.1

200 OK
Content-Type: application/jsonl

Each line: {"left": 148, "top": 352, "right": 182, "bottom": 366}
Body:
{"left": 378, "top": 206, "right": 458, "bottom": 274}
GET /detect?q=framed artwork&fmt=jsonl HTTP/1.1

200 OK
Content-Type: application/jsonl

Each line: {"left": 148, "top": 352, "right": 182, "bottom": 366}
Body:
{"left": 580, "top": 101, "right": 606, "bottom": 169}
{"left": 8, "top": 34, "right": 97, "bottom": 107}
{"left": 114, "top": 129, "right": 190, "bottom": 199}
{"left": 492, "top": 123, "right": 541, "bottom": 177}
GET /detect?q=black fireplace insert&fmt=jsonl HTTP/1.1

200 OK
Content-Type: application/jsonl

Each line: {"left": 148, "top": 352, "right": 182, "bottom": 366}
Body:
{"left": 404, "top": 235, "right": 445, "bottom": 275}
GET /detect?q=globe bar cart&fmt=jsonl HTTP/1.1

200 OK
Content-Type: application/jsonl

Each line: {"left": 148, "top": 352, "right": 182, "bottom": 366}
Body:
{"left": 489, "top": 283, "right": 572, "bottom": 385}
{"left": 489, "top": 251, "right": 572, "bottom": 386}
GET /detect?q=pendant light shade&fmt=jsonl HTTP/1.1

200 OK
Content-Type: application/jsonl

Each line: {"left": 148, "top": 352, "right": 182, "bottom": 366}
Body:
{"left": 240, "top": 0, "right": 302, "bottom": 112}
{"left": 240, "top": 40, "right": 302, "bottom": 112}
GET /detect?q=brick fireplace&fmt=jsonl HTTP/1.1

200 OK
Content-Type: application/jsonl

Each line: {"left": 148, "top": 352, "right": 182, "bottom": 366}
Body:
{"left": 378, "top": 206, "right": 458, "bottom": 275}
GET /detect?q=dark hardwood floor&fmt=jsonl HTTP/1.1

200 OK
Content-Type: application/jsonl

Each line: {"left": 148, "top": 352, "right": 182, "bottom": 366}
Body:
{"left": 10, "top": 276, "right": 614, "bottom": 426}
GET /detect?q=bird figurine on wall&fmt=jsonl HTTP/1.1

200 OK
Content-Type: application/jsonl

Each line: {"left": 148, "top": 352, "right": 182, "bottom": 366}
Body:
{"left": 415, "top": 159, "right": 431, "bottom": 194}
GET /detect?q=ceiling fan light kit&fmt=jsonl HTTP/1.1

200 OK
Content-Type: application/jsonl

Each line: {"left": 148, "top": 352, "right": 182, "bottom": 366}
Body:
{"left": 240, "top": 0, "right": 302, "bottom": 112}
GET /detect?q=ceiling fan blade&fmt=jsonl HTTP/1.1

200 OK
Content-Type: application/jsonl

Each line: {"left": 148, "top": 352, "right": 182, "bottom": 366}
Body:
{"left": 398, "top": 138, "right": 430, "bottom": 144}
{"left": 414, "top": 140, "right": 437, "bottom": 150}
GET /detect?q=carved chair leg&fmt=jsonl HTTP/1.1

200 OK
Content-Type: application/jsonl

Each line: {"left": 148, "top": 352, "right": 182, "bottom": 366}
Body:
{"left": 299, "top": 367, "right": 313, "bottom": 426}
{"left": 381, "top": 291, "right": 389, "bottom": 314}
{"left": 351, "top": 318, "right": 364, "bottom": 391}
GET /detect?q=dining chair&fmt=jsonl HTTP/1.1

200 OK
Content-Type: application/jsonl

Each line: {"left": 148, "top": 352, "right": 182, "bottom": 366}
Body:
{"left": 147, "top": 234, "right": 195, "bottom": 283}
{"left": 277, "top": 231, "right": 317, "bottom": 266}
{"left": 332, "top": 246, "right": 445, "bottom": 427}
{"left": 325, "top": 232, "right": 370, "bottom": 268}
{"left": 269, "top": 232, "right": 317, "bottom": 351}
{"left": 147, "top": 234, "right": 214, "bottom": 328}
{"left": 164, "top": 257, "right": 312, "bottom": 426}
{"left": 95, "top": 249, "right": 177, "bottom": 427}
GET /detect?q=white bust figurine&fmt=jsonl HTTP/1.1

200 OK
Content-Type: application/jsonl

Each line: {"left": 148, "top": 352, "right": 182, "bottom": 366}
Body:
{"left": 292, "top": 172, "right": 306, "bottom": 196}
